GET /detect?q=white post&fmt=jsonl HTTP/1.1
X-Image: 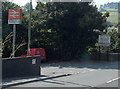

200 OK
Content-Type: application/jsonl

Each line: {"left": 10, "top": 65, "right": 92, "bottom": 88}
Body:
{"left": 12, "top": 24, "right": 16, "bottom": 57}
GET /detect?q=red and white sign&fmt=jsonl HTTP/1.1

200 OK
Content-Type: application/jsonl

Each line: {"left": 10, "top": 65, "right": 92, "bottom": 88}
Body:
{"left": 8, "top": 9, "right": 22, "bottom": 19}
{"left": 8, "top": 9, "right": 22, "bottom": 24}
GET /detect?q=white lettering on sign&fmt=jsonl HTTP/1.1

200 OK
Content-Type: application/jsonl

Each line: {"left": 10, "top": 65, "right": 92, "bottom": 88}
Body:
{"left": 10, "top": 15, "right": 19, "bottom": 18}
{"left": 8, "top": 19, "right": 22, "bottom": 24}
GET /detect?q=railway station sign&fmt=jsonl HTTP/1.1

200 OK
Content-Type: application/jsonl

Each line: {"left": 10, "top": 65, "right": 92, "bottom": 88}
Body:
{"left": 8, "top": 9, "right": 22, "bottom": 24}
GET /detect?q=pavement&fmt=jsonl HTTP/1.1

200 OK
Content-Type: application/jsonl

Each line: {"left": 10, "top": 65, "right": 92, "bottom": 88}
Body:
{"left": 2, "top": 61, "right": 120, "bottom": 88}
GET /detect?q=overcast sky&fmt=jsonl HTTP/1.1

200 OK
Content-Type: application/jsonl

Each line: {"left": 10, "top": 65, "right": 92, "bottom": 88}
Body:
{"left": 12, "top": 0, "right": 119, "bottom": 8}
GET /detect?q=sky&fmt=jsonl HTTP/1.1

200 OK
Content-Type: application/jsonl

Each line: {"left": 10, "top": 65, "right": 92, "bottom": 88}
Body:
{"left": 12, "top": 0, "right": 120, "bottom": 8}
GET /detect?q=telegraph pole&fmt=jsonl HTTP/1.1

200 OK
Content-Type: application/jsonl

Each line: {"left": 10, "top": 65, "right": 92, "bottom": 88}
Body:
{"left": 28, "top": 0, "right": 32, "bottom": 56}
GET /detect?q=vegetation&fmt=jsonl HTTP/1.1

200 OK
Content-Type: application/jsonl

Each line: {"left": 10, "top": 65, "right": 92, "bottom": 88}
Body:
{"left": 101, "top": 9, "right": 118, "bottom": 26}
{"left": 2, "top": 2, "right": 109, "bottom": 60}
{"left": 107, "top": 30, "right": 120, "bottom": 53}
{"left": 99, "top": 2, "right": 118, "bottom": 26}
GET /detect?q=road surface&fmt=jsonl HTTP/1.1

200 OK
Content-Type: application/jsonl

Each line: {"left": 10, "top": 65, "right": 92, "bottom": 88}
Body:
{"left": 3, "top": 61, "right": 120, "bottom": 88}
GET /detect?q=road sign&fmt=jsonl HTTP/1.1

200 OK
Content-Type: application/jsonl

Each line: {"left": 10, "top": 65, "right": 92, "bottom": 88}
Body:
{"left": 118, "top": 25, "right": 120, "bottom": 34}
{"left": 99, "top": 35, "right": 111, "bottom": 46}
{"left": 8, "top": 9, "right": 22, "bottom": 57}
{"left": 8, "top": 9, "right": 22, "bottom": 24}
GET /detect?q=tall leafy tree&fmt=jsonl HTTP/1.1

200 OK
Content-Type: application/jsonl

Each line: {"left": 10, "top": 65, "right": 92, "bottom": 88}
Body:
{"left": 2, "top": 2, "right": 108, "bottom": 60}
{"left": 32, "top": 2, "right": 107, "bottom": 60}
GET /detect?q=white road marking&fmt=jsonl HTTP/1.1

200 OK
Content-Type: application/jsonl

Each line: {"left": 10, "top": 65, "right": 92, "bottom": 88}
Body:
{"left": 89, "top": 69, "right": 95, "bottom": 71}
{"left": 106, "top": 77, "right": 120, "bottom": 84}
{"left": 81, "top": 71, "right": 86, "bottom": 73}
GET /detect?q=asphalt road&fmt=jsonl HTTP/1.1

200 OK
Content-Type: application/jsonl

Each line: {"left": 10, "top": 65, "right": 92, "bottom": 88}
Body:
{"left": 3, "top": 61, "right": 120, "bottom": 88}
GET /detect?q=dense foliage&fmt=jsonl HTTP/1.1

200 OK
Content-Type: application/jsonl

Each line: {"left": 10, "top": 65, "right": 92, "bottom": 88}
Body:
{"left": 2, "top": 2, "right": 108, "bottom": 60}
{"left": 107, "top": 30, "right": 120, "bottom": 53}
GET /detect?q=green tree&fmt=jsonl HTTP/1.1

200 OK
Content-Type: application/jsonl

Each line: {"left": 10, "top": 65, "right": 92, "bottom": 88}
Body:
{"left": 107, "top": 29, "right": 120, "bottom": 52}
{"left": 2, "top": 2, "right": 108, "bottom": 60}
{"left": 32, "top": 2, "right": 107, "bottom": 60}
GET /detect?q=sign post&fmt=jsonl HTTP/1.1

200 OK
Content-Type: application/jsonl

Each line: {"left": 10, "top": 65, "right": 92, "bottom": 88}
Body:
{"left": 98, "top": 35, "right": 111, "bottom": 60}
{"left": 12, "top": 24, "right": 16, "bottom": 57}
{"left": 8, "top": 9, "right": 22, "bottom": 57}
{"left": 98, "top": 35, "right": 111, "bottom": 47}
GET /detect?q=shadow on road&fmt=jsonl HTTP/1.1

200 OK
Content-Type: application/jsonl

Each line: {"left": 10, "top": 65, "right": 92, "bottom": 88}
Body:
{"left": 2, "top": 74, "right": 71, "bottom": 89}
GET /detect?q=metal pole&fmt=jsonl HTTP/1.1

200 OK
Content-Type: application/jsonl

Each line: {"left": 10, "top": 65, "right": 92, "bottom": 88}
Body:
{"left": 28, "top": 0, "right": 32, "bottom": 56}
{"left": 12, "top": 24, "right": 16, "bottom": 57}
